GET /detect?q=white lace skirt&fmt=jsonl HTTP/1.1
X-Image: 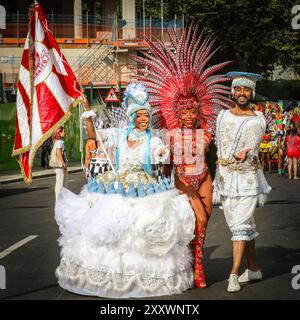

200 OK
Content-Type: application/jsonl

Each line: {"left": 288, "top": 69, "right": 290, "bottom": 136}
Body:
{"left": 55, "top": 186, "right": 196, "bottom": 298}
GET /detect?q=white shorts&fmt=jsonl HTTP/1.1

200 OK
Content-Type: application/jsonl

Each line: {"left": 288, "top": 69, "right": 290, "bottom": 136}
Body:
{"left": 221, "top": 196, "right": 259, "bottom": 241}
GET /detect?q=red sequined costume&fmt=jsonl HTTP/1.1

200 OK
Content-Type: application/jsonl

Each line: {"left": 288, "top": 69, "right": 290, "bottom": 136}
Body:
{"left": 131, "top": 23, "right": 231, "bottom": 288}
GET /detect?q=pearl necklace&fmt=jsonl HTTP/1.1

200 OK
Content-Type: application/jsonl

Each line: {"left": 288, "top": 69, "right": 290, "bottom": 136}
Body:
{"left": 128, "top": 129, "right": 147, "bottom": 142}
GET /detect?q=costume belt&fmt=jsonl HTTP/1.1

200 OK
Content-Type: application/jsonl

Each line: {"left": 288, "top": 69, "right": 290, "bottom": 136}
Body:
{"left": 216, "top": 158, "right": 262, "bottom": 172}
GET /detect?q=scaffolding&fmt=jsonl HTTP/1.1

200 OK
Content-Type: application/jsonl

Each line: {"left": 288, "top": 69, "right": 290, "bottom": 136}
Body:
{"left": 0, "top": 13, "right": 183, "bottom": 95}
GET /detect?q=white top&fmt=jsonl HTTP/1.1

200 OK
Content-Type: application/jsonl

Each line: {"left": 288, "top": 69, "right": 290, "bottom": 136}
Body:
{"left": 54, "top": 140, "right": 65, "bottom": 150}
{"left": 87, "top": 128, "right": 168, "bottom": 174}
{"left": 214, "top": 110, "right": 271, "bottom": 198}
{"left": 118, "top": 135, "right": 169, "bottom": 173}
{"left": 53, "top": 140, "right": 67, "bottom": 163}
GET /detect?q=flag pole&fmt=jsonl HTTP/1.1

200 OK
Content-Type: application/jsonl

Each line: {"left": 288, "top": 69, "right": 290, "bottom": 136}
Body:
{"left": 28, "top": 3, "right": 35, "bottom": 151}
{"left": 13, "top": 1, "right": 82, "bottom": 184}
{"left": 78, "top": 102, "right": 85, "bottom": 174}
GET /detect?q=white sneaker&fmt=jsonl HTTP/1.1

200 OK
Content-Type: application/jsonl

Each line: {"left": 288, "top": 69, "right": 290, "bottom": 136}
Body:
{"left": 227, "top": 274, "right": 241, "bottom": 292}
{"left": 238, "top": 269, "right": 262, "bottom": 283}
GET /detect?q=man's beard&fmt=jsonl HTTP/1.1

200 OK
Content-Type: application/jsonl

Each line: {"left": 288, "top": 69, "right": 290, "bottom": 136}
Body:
{"left": 233, "top": 96, "right": 252, "bottom": 109}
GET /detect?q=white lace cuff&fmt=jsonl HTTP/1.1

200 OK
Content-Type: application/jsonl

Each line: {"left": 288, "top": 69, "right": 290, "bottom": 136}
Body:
{"left": 82, "top": 110, "right": 96, "bottom": 119}
{"left": 153, "top": 146, "right": 170, "bottom": 164}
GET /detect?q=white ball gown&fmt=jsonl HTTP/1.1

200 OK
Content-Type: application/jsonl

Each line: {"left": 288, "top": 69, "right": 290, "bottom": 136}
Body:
{"left": 55, "top": 134, "right": 196, "bottom": 298}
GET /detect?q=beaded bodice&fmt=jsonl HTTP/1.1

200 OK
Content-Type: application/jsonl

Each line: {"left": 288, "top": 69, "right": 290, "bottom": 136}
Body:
{"left": 216, "top": 110, "right": 266, "bottom": 170}
{"left": 118, "top": 140, "right": 146, "bottom": 173}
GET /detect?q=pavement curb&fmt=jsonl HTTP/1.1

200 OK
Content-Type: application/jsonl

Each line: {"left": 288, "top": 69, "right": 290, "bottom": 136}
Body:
{"left": 0, "top": 168, "right": 83, "bottom": 184}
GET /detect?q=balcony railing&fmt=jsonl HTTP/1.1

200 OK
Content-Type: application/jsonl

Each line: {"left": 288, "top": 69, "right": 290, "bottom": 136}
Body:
{"left": 0, "top": 13, "right": 184, "bottom": 43}
{"left": 0, "top": 14, "right": 184, "bottom": 89}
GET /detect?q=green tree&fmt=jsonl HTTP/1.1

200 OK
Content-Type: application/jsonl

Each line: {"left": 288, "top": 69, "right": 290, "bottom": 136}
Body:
{"left": 136, "top": 0, "right": 300, "bottom": 78}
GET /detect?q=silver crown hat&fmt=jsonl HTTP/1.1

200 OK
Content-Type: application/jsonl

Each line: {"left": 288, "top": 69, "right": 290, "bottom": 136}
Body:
{"left": 227, "top": 71, "right": 263, "bottom": 98}
{"left": 123, "top": 82, "right": 151, "bottom": 117}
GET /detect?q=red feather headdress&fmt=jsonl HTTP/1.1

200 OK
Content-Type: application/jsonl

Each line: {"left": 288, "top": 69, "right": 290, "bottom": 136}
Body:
{"left": 131, "top": 24, "right": 232, "bottom": 131}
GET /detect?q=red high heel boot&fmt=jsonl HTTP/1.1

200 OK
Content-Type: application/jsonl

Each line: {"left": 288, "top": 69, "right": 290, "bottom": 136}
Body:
{"left": 191, "top": 229, "right": 206, "bottom": 288}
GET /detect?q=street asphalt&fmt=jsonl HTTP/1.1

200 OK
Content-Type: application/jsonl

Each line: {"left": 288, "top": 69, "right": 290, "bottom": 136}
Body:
{"left": 0, "top": 170, "right": 299, "bottom": 300}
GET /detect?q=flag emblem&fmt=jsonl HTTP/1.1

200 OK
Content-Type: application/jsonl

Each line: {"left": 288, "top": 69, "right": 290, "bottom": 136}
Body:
{"left": 12, "top": 2, "right": 81, "bottom": 183}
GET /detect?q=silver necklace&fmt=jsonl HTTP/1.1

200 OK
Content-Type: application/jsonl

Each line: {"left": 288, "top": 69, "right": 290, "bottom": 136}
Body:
{"left": 128, "top": 129, "right": 147, "bottom": 142}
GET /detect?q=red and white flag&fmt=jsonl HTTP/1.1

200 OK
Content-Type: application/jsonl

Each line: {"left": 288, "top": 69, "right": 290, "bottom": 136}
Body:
{"left": 12, "top": 2, "right": 81, "bottom": 184}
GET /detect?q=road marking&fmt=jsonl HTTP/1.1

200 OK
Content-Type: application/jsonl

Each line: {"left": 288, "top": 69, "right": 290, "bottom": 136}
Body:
{"left": 0, "top": 235, "right": 38, "bottom": 259}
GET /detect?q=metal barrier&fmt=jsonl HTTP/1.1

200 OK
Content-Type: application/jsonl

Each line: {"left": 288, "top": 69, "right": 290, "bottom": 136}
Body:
{"left": 0, "top": 13, "right": 183, "bottom": 43}
{"left": 0, "top": 14, "right": 184, "bottom": 93}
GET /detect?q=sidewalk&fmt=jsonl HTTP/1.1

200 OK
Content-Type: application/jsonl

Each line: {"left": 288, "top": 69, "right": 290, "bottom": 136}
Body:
{"left": 0, "top": 162, "right": 83, "bottom": 184}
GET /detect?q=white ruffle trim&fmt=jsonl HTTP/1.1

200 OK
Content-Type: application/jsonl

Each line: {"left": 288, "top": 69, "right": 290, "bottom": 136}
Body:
{"left": 55, "top": 185, "right": 196, "bottom": 297}
{"left": 56, "top": 261, "right": 194, "bottom": 298}
{"left": 212, "top": 188, "right": 222, "bottom": 205}
{"left": 213, "top": 189, "right": 269, "bottom": 207}
{"left": 231, "top": 232, "right": 259, "bottom": 241}
{"left": 152, "top": 145, "right": 170, "bottom": 164}
{"left": 81, "top": 110, "right": 96, "bottom": 119}
{"left": 231, "top": 224, "right": 259, "bottom": 242}
{"left": 213, "top": 167, "right": 272, "bottom": 205}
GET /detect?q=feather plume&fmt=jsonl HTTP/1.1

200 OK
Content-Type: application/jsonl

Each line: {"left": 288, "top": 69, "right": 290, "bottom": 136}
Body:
{"left": 131, "top": 24, "right": 232, "bottom": 130}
